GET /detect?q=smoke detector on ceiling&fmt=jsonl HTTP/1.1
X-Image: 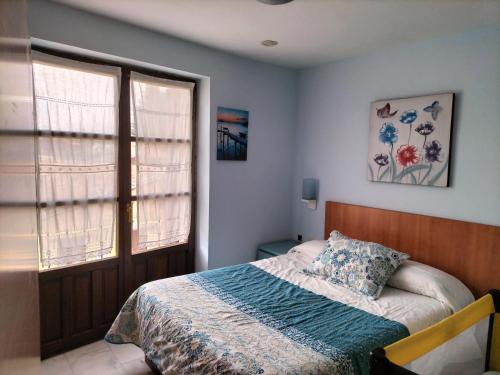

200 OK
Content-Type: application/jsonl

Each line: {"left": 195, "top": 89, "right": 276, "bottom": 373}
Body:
{"left": 261, "top": 40, "right": 279, "bottom": 47}
{"left": 257, "top": 0, "right": 294, "bottom": 5}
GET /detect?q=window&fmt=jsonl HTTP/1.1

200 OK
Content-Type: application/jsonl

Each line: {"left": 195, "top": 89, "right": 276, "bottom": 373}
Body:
{"left": 130, "top": 73, "right": 194, "bottom": 254}
{"left": 32, "top": 52, "right": 195, "bottom": 270}
{"left": 33, "top": 54, "right": 120, "bottom": 270}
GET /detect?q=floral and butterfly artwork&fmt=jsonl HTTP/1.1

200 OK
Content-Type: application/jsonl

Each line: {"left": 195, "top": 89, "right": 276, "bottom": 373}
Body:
{"left": 368, "top": 93, "right": 454, "bottom": 187}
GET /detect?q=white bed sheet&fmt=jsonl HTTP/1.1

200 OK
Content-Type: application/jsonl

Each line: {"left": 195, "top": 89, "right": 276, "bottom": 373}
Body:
{"left": 252, "top": 240, "right": 486, "bottom": 375}
{"left": 252, "top": 240, "right": 450, "bottom": 334}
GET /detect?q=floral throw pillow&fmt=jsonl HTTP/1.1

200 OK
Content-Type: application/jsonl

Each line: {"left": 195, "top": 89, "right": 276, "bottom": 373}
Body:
{"left": 305, "top": 231, "right": 409, "bottom": 299}
{"left": 304, "top": 230, "right": 348, "bottom": 277}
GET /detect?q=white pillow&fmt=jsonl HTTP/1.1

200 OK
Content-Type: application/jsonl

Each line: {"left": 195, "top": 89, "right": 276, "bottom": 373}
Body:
{"left": 287, "top": 240, "right": 326, "bottom": 259}
{"left": 387, "top": 260, "right": 474, "bottom": 313}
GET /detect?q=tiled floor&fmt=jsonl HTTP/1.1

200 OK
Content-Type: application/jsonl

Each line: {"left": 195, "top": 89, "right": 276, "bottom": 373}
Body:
{"left": 41, "top": 340, "right": 155, "bottom": 375}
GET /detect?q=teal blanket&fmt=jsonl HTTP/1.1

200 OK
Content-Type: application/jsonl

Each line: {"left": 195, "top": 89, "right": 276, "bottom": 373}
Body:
{"left": 106, "top": 264, "right": 409, "bottom": 374}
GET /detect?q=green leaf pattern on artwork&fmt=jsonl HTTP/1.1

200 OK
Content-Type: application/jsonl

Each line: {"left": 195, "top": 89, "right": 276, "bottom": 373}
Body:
{"left": 369, "top": 155, "right": 448, "bottom": 186}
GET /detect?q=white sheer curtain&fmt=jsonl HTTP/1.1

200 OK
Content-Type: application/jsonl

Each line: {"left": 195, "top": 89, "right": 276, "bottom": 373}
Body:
{"left": 32, "top": 52, "right": 120, "bottom": 269}
{"left": 130, "top": 72, "right": 194, "bottom": 253}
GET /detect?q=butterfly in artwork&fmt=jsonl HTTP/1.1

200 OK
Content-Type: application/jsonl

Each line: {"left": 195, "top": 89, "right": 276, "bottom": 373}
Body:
{"left": 424, "top": 100, "right": 442, "bottom": 120}
{"left": 376, "top": 103, "right": 398, "bottom": 118}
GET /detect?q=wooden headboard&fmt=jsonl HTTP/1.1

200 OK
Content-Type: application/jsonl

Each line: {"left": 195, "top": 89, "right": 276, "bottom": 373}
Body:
{"left": 324, "top": 201, "right": 500, "bottom": 298}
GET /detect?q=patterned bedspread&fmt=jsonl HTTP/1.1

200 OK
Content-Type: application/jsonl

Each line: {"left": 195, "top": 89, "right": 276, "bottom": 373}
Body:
{"left": 105, "top": 262, "right": 409, "bottom": 374}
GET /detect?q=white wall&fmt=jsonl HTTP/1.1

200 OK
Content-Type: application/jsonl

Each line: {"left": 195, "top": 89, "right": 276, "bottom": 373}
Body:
{"left": 27, "top": 0, "right": 298, "bottom": 270}
{"left": 292, "top": 26, "right": 500, "bottom": 241}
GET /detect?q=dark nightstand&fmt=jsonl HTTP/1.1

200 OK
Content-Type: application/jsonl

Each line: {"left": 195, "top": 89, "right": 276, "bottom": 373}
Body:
{"left": 256, "top": 240, "right": 301, "bottom": 260}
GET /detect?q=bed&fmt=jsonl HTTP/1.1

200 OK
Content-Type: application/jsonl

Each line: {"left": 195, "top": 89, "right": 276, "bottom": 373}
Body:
{"left": 105, "top": 202, "right": 499, "bottom": 374}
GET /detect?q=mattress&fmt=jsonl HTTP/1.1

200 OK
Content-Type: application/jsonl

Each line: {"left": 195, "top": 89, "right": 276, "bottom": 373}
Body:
{"left": 105, "top": 241, "right": 452, "bottom": 374}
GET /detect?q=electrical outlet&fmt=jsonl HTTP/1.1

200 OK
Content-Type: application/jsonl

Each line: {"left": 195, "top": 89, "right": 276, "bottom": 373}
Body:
{"left": 297, "top": 234, "right": 303, "bottom": 241}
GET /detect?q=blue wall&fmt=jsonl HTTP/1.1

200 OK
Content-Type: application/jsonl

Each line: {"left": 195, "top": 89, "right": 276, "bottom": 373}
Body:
{"left": 291, "top": 26, "right": 500, "bottom": 241}
{"left": 28, "top": 0, "right": 499, "bottom": 264}
{"left": 28, "top": 0, "right": 298, "bottom": 270}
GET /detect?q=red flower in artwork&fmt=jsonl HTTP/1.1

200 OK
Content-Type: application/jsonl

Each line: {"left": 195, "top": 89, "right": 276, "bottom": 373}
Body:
{"left": 396, "top": 144, "right": 419, "bottom": 167}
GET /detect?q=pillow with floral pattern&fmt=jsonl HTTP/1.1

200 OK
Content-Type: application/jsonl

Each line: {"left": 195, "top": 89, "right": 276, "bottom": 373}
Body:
{"left": 304, "top": 231, "right": 409, "bottom": 299}
{"left": 304, "top": 230, "right": 348, "bottom": 278}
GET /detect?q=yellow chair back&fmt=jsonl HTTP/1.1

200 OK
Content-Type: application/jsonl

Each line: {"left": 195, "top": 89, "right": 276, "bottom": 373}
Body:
{"left": 370, "top": 290, "right": 500, "bottom": 374}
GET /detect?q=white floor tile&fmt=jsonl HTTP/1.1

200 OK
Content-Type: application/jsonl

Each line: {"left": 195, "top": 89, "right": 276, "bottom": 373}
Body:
{"left": 64, "top": 340, "right": 110, "bottom": 364}
{"left": 41, "top": 353, "right": 73, "bottom": 375}
{"left": 67, "top": 348, "right": 120, "bottom": 375}
{"left": 41, "top": 340, "right": 153, "bottom": 375}
{"left": 118, "top": 359, "right": 155, "bottom": 375}
{"left": 107, "top": 342, "right": 144, "bottom": 364}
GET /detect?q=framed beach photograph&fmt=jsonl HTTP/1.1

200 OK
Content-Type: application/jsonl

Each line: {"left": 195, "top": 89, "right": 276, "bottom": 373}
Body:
{"left": 217, "top": 106, "right": 249, "bottom": 161}
{"left": 367, "top": 93, "right": 454, "bottom": 187}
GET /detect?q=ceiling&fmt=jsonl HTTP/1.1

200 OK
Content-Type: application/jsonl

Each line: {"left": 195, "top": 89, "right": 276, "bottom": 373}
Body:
{"left": 53, "top": 0, "right": 500, "bottom": 68}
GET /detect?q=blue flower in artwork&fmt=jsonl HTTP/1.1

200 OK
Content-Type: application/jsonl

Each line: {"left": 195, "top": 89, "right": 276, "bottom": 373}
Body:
{"left": 378, "top": 122, "right": 398, "bottom": 145}
{"left": 400, "top": 109, "right": 418, "bottom": 125}
{"left": 424, "top": 140, "right": 442, "bottom": 163}
{"left": 331, "top": 249, "right": 351, "bottom": 268}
